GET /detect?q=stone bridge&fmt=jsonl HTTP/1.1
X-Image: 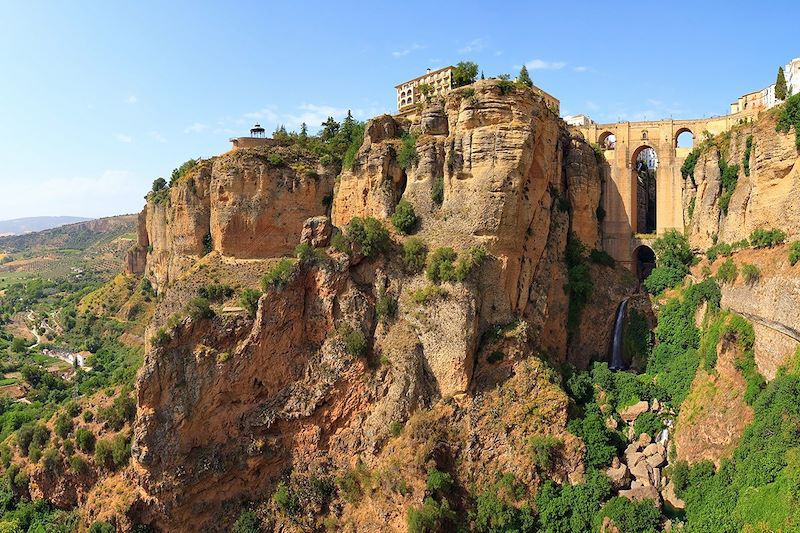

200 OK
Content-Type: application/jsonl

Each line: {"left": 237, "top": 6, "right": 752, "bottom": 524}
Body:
{"left": 575, "top": 112, "right": 753, "bottom": 276}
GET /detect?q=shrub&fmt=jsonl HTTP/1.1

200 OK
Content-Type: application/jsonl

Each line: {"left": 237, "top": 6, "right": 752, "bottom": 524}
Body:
{"left": 240, "top": 288, "right": 261, "bottom": 318}
{"left": 454, "top": 246, "right": 487, "bottom": 281}
{"left": 88, "top": 522, "right": 115, "bottom": 533}
{"left": 345, "top": 217, "right": 390, "bottom": 258}
{"left": 529, "top": 435, "right": 562, "bottom": 471}
{"left": 776, "top": 92, "right": 800, "bottom": 148}
{"left": 407, "top": 496, "right": 456, "bottom": 533}
{"left": 426, "top": 247, "right": 457, "bottom": 284}
{"left": 426, "top": 468, "right": 453, "bottom": 495}
{"left": 644, "top": 230, "right": 693, "bottom": 294}
{"left": 42, "top": 447, "right": 61, "bottom": 472}
{"left": 595, "top": 496, "right": 660, "bottom": 533}
{"left": 564, "top": 236, "right": 593, "bottom": 331}
{"left": 749, "top": 227, "right": 786, "bottom": 248}
{"left": 472, "top": 474, "right": 535, "bottom": 533}
{"left": 376, "top": 289, "right": 397, "bottom": 324}
{"left": 718, "top": 158, "right": 740, "bottom": 215}
{"left": 202, "top": 232, "right": 213, "bottom": 255}
{"left": 54, "top": 413, "right": 73, "bottom": 439}
{"left": 671, "top": 460, "right": 690, "bottom": 496}
{"left": 198, "top": 284, "right": 234, "bottom": 302}
{"left": 741, "top": 263, "right": 760, "bottom": 284}
{"left": 187, "top": 297, "right": 214, "bottom": 321}
{"left": 411, "top": 284, "right": 448, "bottom": 305}
{"left": 82, "top": 410, "right": 94, "bottom": 423}
{"left": 294, "top": 242, "right": 315, "bottom": 263}
{"left": 95, "top": 434, "right": 130, "bottom": 470}
{"left": 75, "top": 428, "right": 96, "bottom": 453}
{"left": 716, "top": 259, "right": 738, "bottom": 284}
{"left": 402, "top": 238, "right": 428, "bottom": 274}
{"left": 389, "top": 421, "right": 403, "bottom": 437}
{"left": 391, "top": 200, "right": 417, "bottom": 235}
{"left": 339, "top": 326, "right": 367, "bottom": 357}
{"left": 29, "top": 442, "right": 42, "bottom": 462}
{"left": 266, "top": 152, "right": 284, "bottom": 166}
{"left": 70, "top": 455, "right": 89, "bottom": 474}
{"left": 431, "top": 174, "right": 444, "bottom": 206}
{"left": 397, "top": 133, "right": 419, "bottom": 170}
{"left": 151, "top": 177, "right": 167, "bottom": 193}
{"left": 261, "top": 258, "right": 295, "bottom": 290}
{"left": 633, "top": 411, "right": 662, "bottom": 440}
{"left": 232, "top": 510, "right": 261, "bottom": 533}
{"left": 790, "top": 241, "right": 800, "bottom": 266}
{"left": 536, "top": 470, "right": 612, "bottom": 533}
{"left": 98, "top": 393, "right": 136, "bottom": 431}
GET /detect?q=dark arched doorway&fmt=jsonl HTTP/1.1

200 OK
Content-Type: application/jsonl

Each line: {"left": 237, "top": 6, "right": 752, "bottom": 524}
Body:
{"left": 632, "top": 146, "right": 658, "bottom": 234}
{"left": 634, "top": 245, "right": 656, "bottom": 281}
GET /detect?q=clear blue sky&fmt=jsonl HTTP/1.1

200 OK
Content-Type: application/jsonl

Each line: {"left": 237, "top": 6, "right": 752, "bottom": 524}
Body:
{"left": 0, "top": 0, "right": 797, "bottom": 219}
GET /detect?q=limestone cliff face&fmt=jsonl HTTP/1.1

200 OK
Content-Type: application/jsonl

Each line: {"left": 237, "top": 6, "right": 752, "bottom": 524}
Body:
{"left": 333, "top": 80, "right": 604, "bottom": 361}
{"left": 131, "top": 149, "right": 335, "bottom": 292}
{"left": 127, "top": 80, "right": 612, "bottom": 530}
{"left": 685, "top": 111, "right": 800, "bottom": 249}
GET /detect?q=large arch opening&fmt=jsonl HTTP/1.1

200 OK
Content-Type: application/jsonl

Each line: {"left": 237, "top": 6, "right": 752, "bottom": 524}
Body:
{"left": 675, "top": 128, "right": 694, "bottom": 148}
{"left": 634, "top": 245, "right": 656, "bottom": 282}
{"left": 598, "top": 131, "right": 616, "bottom": 150}
{"left": 632, "top": 145, "right": 658, "bottom": 234}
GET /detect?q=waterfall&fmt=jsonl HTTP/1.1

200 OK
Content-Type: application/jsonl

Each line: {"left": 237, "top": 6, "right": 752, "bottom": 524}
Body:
{"left": 610, "top": 299, "right": 629, "bottom": 371}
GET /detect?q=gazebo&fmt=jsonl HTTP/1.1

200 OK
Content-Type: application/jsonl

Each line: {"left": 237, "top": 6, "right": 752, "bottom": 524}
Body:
{"left": 250, "top": 124, "right": 265, "bottom": 138}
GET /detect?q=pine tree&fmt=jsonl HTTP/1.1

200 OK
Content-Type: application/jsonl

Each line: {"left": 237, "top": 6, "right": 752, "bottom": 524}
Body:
{"left": 300, "top": 122, "right": 308, "bottom": 138}
{"left": 518, "top": 65, "right": 533, "bottom": 87}
{"left": 776, "top": 66, "right": 788, "bottom": 101}
{"left": 480, "top": 70, "right": 485, "bottom": 80}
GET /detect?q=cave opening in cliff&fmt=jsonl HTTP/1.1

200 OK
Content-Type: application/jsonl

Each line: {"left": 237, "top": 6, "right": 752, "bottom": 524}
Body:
{"left": 634, "top": 245, "right": 656, "bottom": 281}
{"left": 633, "top": 146, "right": 658, "bottom": 234}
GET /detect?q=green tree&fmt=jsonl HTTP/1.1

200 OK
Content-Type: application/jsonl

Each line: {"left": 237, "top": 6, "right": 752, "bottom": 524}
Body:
{"left": 452, "top": 61, "right": 479, "bottom": 87}
{"left": 151, "top": 178, "right": 167, "bottom": 193}
{"left": 391, "top": 200, "right": 417, "bottom": 235}
{"left": 776, "top": 66, "right": 788, "bottom": 101}
{"left": 517, "top": 65, "right": 533, "bottom": 87}
{"left": 320, "top": 117, "right": 340, "bottom": 140}
{"left": 240, "top": 289, "right": 261, "bottom": 318}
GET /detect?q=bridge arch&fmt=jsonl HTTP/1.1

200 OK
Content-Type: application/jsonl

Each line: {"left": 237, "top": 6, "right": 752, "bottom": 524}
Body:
{"left": 633, "top": 245, "right": 656, "bottom": 282}
{"left": 631, "top": 145, "right": 658, "bottom": 234}
{"left": 599, "top": 131, "right": 616, "bottom": 150}
{"left": 675, "top": 127, "right": 694, "bottom": 148}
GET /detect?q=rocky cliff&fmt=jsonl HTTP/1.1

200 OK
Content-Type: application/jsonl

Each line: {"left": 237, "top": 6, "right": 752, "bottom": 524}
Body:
{"left": 123, "top": 80, "right": 619, "bottom": 530}
{"left": 684, "top": 110, "right": 800, "bottom": 249}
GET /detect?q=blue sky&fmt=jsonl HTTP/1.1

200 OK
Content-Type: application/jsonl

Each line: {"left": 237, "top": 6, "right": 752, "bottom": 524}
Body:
{"left": 0, "top": 0, "right": 797, "bottom": 219}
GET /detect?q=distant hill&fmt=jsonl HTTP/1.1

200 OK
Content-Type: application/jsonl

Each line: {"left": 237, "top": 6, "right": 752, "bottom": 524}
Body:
{"left": 0, "top": 214, "right": 137, "bottom": 254}
{"left": 0, "top": 216, "right": 93, "bottom": 236}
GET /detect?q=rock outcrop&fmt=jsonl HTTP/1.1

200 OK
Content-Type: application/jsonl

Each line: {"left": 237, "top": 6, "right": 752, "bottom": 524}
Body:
{"left": 125, "top": 79, "right": 614, "bottom": 530}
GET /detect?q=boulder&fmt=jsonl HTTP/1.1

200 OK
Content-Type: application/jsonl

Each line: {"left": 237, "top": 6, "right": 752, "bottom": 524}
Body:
{"left": 646, "top": 453, "right": 666, "bottom": 469}
{"left": 300, "top": 216, "right": 333, "bottom": 248}
{"left": 662, "top": 481, "right": 686, "bottom": 511}
{"left": 619, "top": 401, "right": 650, "bottom": 423}
{"left": 625, "top": 451, "right": 644, "bottom": 468}
{"left": 637, "top": 432, "right": 652, "bottom": 448}
{"left": 619, "top": 486, "right": 662, "bottom": 509}
{"left": 630, "top": 460, "right": 652, "bottom": 485}
{"left": 651, "top": 398, "right": 660, "bottom": 412}
{"left": 606, "top": 462, "right": 631, "bottom": 490}
{"left": 643, "top": 443, "right": 660, "bottom": 457}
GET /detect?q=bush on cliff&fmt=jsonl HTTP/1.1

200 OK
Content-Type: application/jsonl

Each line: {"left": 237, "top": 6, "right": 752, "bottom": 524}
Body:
{"left": 391, "top": 200, "right": 417, "bottom": 235}
{"left": 564, "top": 235, "right": 593, "bottom": 332}
{"left": 749, "top": 227, "right": 786, "bottom": 248}
{"left": 345, "top": 217, "right": 390, "bottom": 258}
{"left": 643, "top": 230, "right": 693, "bottom": 294}
{"left": 777, "top": 92, "right": 800, "bottom": 148}
{"left": 261, "top": 258, "right": 295, "bottom": 291}
{"left": 452, "top": 61, "right": 479, "bottom": 88}
{"left": 397, "top": 133, "right": 419, "bottom": 170}
{"left": 471, "top": 474, "right": 536, "bottom": 533}
{"left": 789, "top": 241, "right": 800, "bottom": 266}
{"left": 240, "top": 289, "right": 261, "bottom": 318}
{"left": 402, "top": 238, "right": 428, "bottom": 274}
{"left": 426, "top": 247, "right": 457, "bottom": 284}
{"left": 716, "top": 258, "right": 737, "bottom": 284}
{"left": 187, "top": 297, "right": 214, "bottom": 321}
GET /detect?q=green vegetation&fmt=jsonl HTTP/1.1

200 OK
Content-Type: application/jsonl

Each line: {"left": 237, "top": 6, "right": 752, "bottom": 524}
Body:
{"left": 431, "top": 173, "right": 444, "bottom": 206}
{"left": 706, "top": 239, "right": 749, "bottom": 262}
{"left": 643, "top": 230, "right": 693, "bottom": 294}
{"left": 375, "top": 288, "right": 397, "bottom": 325}
{"left": 777, "top": 92, "right": 800, "bottom": 148}
{"left": 170, "top": 159, "right": 198, "bottom": 186}
{"left": 716, "top": 258, "right": 738, "bottom": 284}
{"left": 338, "top": 325, "right": 367, "bottom": 357}
{"left": 410, "top": 284, "right": 448, "bottom": 305}
{"left": 343, "top": 217, "right": 391, "bottom": 258}
{"left": 749, "top": 227, "right": 786, "bottom": 248}
{"left": 741, "top": 263, "right": 759, "bottom": 284}
{"left": 94, "top": 433, "right": 131, "bottom": 470}
{"left": 187, "top": 296, "right": 214, "bottom": 321}
{"left": 451, "top": 61, "right": 479, "bottom": 88}
{"left": 564, "top": 235, "right": 594, "bottom": 333}
{"left": 789, "top": 241, "right": 800, "bottom": 266}
{"left": 391, "top": 200, "right": 417, "bottom": 235}
{"left": 471, "top": 474, "right": 535, "bottom": 532}
{"left": 687, "top": 196, "right": 696, "bottom": 219}
{"left": 402, "top": 238, "right": 428, "bottom": 274}
{"left": 776, "top": 66, "right": 788, "bottom": 101}
{"left": 595, "top": 497, "right": 660, "bottom": 532}
{"left": 261, "top": 258, "right": 295, "bottom": 290}
{"left": 406, "top": 496, "right": 455, "bottom": 533}
{"left": 588, "top": 249, "right": 615, "bottom": 267}
{"left": 425, "top": 246, "right": 486, "bottom": 284}
{"left": 198, "top": 283, "right": 234, "bottom": 302}
{"left": 743, "top": 135, "right": 754, "bottom": 176}
{"left": 536, "top": 470, "right": 612, "bottom": 532}
{"left": 397, "top": 132, "right": 419, "bottom": 170}
{"left": 240, "top": 288, "right": 261, "bottom": 318}
{"left": 718, "top": 157, "right": 740, "bottom": 215}
{"left": 529, "top": 435, "right": 562, "bottom": 471}
{"left": 517, "top": 65, "right": 533, "bottom": 87}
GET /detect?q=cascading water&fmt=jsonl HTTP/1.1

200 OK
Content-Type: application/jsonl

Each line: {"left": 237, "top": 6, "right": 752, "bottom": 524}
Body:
{"left": 609, "top": 298, "right": 629, "bottom": 371}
